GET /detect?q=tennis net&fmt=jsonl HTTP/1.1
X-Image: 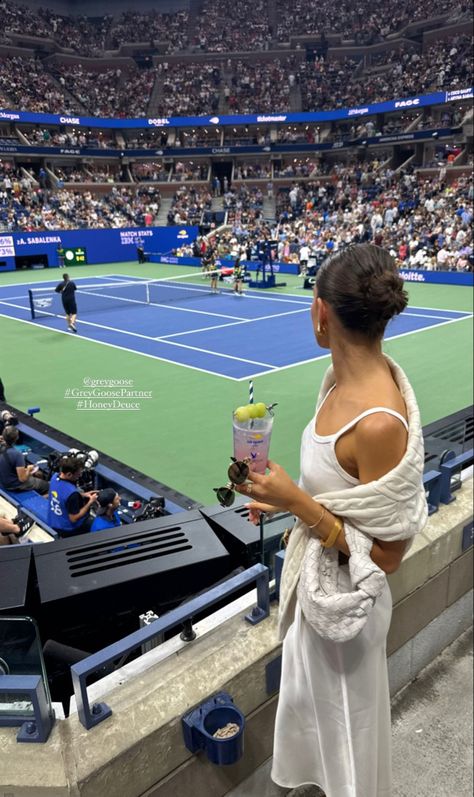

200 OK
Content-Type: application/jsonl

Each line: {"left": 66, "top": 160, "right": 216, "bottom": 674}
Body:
{"left": 28, "top": 271, "right": 236, "bottom": 320}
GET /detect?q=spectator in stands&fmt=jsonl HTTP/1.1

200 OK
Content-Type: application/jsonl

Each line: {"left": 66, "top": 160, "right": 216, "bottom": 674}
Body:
{"left": 0, "top": 427, "right": 49, "bottom": 494}
{"left": 91, "top": 488, "right": 121, "bottom": 532}
{"left": 47, "top": 456, "right": 98, "bottom": 537}
{"left": 0, "top": 378, "right": 5, "bottom": 401}
{"left": 299, "top": 242, "right": 310, "bottom": 275}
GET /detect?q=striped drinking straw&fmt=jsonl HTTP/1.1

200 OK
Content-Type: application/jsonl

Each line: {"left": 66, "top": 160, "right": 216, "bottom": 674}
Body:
{"left": 249, "top": 380, "right": 254, "bottom": 404}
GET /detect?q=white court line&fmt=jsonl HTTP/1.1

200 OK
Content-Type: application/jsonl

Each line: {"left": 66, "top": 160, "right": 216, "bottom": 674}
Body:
{"left": 2, "top": 271, "right": 471, "bottom": 316}
{"left": 0, "top": 300, "right": 30, "bottom": 310}
{"left": 0, "top": 273, "right": 118, "bottom": 291}
{"left": 74, "top": 315, "right": 277, "bottom": 369}
{"left": 100, "top": 274, "right": 147, "bottom": 282}
{"left": 157, "top": 306, "right": 310, "bottom": 340}
{"left": 102, "top": 276, "right": 474, "bottom": 316}
{"left": 405, "top": 304, "right": 472, "bottom": 316}
{"left": 155, "top": 338, "right": 277, "bottom": 369}
{"left": 1, "top": 303, "right": 278, "bottom": 370}
{"left": 65, "top": 287, "right": 246, "bottom": 322}
{"left": 0, "top": 295, "right": 35, "bottom": 301}
{"left": 1, "top": 290, "right": 471, "bottom": 383}
{"left": 232, "top": 314, "right": 473, "bottom": 381}
{"left": 0, "top": 310, "right": 241, "bottom": 381}
{"left": 2, "top": 293, "right": 466, "bottom": 324}
{"left": 114, "top": 273, "right": 313, "bottom": 306}
{"left": 400, "top": 310, "right": 471, "bottom": 321}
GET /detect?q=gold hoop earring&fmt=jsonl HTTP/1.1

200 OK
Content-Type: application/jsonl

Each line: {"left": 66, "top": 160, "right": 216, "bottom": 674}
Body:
{"left": 317, "top": 322, "right": 327, "bottom": 335}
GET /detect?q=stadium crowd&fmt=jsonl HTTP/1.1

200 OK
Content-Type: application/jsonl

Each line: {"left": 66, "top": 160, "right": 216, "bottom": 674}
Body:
{"left": 1, "top": 0, "right": 112, "bottom": 55}
{"left": 167, "top": 186, "right": 212, "bottom": 226}
{"left": 0, "top": 163, "right": 161, "bottom": 230}
{"left": 0, "top": 28, "right": 470, "bottom": 120}
{"left": 158, "top": 62, "right": 221, "bottom": 117}
{"left": 224, "top": 58, "right": 295, "bottom": 114}
{"left": 52, "top": 64, "right": 155, "bottom": 118}
{"left": 0, "top": 56, "right": 79, "bottom": 115}
{"left": 26, "top": 128, "right": 116, "bottom": 149}
{"left": 53, "top": 165, "right": 121, "bottom": 184}
{"left": 274, "top": 0, "right": 462, "bottom": 42}
{"left": 190, "top": 0, "right": 272, "bottom": 52}
{"left": 0, "top": 0, "right": 469, "bottom": 56}
{"left": 109, "top": 9, "right": 189, "bottom": 52}
{"left": 246, "top": 167, "right": 472, "bottom": 271}
{"left": 298, "top": 35, "right": 472, "bottom": 112}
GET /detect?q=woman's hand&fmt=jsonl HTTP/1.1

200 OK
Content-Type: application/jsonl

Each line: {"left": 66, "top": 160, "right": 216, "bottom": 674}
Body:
{"left": 235, "top": 460, "right": 301, "bottom": 516}
{"left": 246, "top": 501, "right": 280, "bottom": 526}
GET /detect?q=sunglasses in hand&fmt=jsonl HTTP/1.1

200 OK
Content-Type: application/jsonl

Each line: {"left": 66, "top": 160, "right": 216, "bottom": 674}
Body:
{"left": 213, "top": 457, "right": 250, "bottom": 507}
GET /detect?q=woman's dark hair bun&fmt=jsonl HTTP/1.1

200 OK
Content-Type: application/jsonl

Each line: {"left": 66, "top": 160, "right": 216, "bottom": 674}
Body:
{"left": 316, "top": 244, "right": 408, "bottom": 339}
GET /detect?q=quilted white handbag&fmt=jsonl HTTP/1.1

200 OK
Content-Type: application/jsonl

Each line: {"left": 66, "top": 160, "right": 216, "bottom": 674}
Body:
{"left": 297, "top": 525, "right": 388, "bottom": 642}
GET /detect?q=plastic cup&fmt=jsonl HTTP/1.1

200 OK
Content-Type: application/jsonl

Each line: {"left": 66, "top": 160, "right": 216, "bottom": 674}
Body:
{"left": 232, "top": 409, "right": 273, "bottom": 474}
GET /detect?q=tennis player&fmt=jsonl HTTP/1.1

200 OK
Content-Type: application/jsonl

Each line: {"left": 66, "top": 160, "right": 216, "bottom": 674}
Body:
{"left": 55, "top": 273, "right": 78, "bottom": 333}
{"left": 202, "top": 245, "right": 220, "bottom": 293}
{"left": 233, "top": 248, "right": 245, "bottom": 296}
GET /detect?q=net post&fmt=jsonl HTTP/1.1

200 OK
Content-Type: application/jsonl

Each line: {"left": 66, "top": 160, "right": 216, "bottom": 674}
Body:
{"left": 28, "top": 289, "right": 36, "bottom": 320}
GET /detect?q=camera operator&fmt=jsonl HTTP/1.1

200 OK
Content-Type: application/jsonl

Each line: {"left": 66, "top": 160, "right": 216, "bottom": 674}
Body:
{"left": 0, "top": 427, "right": 49, "bottom": 494}
{"left": 91, "top": 488, "right": 121, "bottom": 532}
{"left": 47, "top": 456, "right": 98, "bottom": 537}
{"left": 0, "top": 512, "right": 34, "bottom": 545}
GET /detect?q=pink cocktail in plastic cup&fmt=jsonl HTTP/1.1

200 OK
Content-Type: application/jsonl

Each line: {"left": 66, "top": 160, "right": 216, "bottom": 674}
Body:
{"left": 232, "top": 409, "right": 273, "bottom": 474}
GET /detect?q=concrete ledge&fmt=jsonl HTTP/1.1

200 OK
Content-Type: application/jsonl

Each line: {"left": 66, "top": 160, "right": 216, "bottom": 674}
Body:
{"left": 0, "top": 479, "right": 472, "bottom": 797}
{"left": 388, "top": 590, "right": 473, "bottom": 696}
{"left": 387, "top": 479, "right": 473, "bottom": 604}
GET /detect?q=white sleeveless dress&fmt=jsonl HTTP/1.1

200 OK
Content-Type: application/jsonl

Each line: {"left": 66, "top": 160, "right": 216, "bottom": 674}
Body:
{"left": 271, "top": 391, "right": 409, "bottom": 797}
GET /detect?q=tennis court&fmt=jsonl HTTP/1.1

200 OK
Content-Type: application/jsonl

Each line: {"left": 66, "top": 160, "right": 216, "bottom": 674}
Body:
{"left": 0, "top": 261, "right": 472, "bottom": 503}
{"left": 0, "top": 270, "right": 471, "bottom": 380}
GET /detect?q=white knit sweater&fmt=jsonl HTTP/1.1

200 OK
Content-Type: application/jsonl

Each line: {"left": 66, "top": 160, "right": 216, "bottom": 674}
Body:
{"left": 278, "top": 355, "right": 428, "bottom": 643}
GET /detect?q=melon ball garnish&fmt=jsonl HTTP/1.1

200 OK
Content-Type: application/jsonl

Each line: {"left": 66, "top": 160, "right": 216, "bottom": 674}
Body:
{"left": 234, "top": 405, "right": 251, "bottom": 422}
{"left": 254, "top": 402, "right": 266, "bottom": 418}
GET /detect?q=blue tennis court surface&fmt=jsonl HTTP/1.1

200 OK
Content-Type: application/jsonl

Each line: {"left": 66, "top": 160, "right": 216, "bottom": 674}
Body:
{"left": 0, "top": 273, "right": 471, "bottom": 380}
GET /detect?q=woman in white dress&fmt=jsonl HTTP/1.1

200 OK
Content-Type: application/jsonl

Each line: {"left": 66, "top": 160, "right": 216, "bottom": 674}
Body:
{"left": 235, "top": 244, "right": 427, "bottom": 797}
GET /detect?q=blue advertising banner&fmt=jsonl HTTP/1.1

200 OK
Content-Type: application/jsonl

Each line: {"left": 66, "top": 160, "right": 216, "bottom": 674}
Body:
{"left": 0, "top": 88, "right": 472, "bottom": 130}
{"left": 0, "top": 226, "right": 198, "bottom": 271}
{"left": 153, "top": 255, "right": 473, "bottom": 284}
{"left": 153, "top": 253, "right": 299, "bottom": 274}
{"left": 0, "top": 128, "right": 456, "bottom": 159}
{"left": 398, "top": 269, "right": 473, "bottom": 286}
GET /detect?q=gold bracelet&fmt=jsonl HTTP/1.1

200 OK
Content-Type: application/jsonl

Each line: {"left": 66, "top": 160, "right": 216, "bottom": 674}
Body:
{"left": 307, "top": 505, "right": 326, "bottom": 529}
{"left": 320, "top": 517, "right": 343, "bottom": 549}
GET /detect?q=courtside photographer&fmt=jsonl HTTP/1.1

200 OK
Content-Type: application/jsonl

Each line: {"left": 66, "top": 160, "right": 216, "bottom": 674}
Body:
{"left": 47, "top": 454, "right": 98, "bottom": 537}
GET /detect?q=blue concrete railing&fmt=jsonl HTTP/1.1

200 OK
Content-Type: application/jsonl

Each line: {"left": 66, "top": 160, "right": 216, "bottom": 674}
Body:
{"left": 439, "top": 449, "right": 474, "bottom": 505}
{"left": 0, "top": 675, "right": 54, "bottom": 743}
{"left": 71, "top": 563, "right": 270, "bottom": 730}
{"left": 423, "top": 469, "right": 442, "bottom": 515}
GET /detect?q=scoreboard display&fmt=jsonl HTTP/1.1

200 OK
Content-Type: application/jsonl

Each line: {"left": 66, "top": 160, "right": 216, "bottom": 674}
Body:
{"left": 64, "top": 247, "right": 87, "bottom": 265}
